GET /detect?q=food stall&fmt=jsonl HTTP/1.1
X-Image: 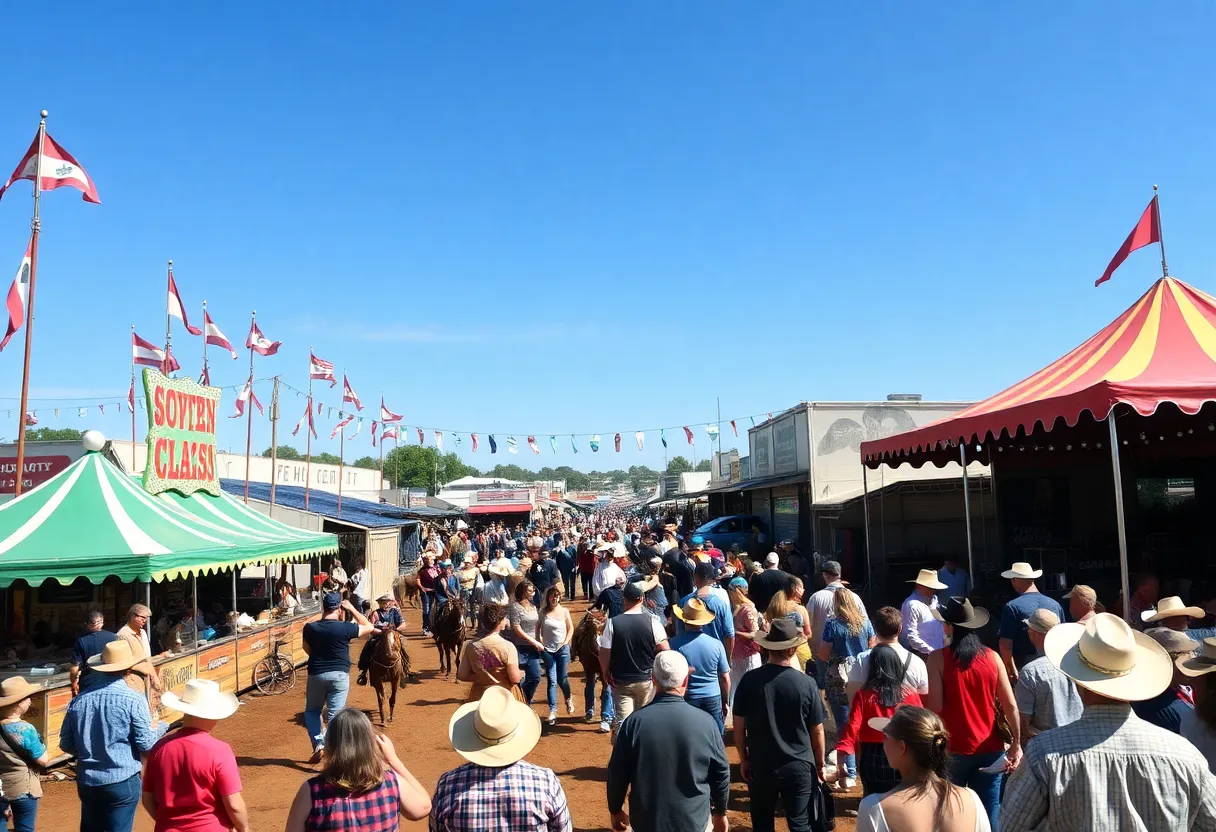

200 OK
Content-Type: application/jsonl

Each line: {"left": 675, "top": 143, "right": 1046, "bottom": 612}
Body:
{"left": 0, "top": 370, "right": 337, "bottom": 761}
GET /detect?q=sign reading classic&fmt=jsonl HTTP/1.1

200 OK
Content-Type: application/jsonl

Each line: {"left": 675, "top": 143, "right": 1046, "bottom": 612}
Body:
{"left": 142, "top": 368, "right": 222, "bottom": 496}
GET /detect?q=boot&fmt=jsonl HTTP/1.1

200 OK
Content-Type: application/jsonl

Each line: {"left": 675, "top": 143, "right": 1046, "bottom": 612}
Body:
{"left": 357, "top": 670, "right": 368, "bottom": 686}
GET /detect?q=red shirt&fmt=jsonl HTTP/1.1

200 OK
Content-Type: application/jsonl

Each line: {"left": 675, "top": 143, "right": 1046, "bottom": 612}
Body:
{"left": 143, "top": 728, "right": 242, "bottom": 832}
{"left": 940, "top": 646, "right": 1004, "bottom": 755}
{"left": 836, "top": 688, "right": 923, "bottom": 755}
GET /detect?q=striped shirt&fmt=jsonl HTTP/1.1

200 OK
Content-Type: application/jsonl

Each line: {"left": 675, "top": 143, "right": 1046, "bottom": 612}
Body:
{"left": 1002, "top": 703, "right": 1216, "bottom": 832}
{"left": 430, "top": 760, "right": 571, "bottom": 832}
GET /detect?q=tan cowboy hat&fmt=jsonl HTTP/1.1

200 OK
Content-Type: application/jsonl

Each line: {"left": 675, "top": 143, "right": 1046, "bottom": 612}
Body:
{"left": 87, "top": 640, "right": 145, "bottom": 673}
{"left": 0, "top": 677, "right": 41, "bottom": 709}
{"left": 753, "top": 618, "right": 806, "bottom": 651}
{"left": 161, "top": 679, "right": 239, "bottom": 721}
{"left": 1001, "top": 562, "right": 1043, "bottom": 580}
{"left": 906, "top": 569, "right": 947, "bottom": 591}
{"left": 377, "top": 593, "right": 395, "bottom": 603}
{"left": 1144, "top": 627, "right": 1200, "bottom": 657}
{"left": 489, "top": 562, "right": 512, "bottom": 578}
{"left": 449, "top": 686, "right": 541, "bottom": 767}
{"left": 673, "top": 597, "right": 717, "bottom": 627}
{"left": 1177, "top": 637, "right": 1216, "bottom": 677}
{"left": 1142, "top": 595, "right": 1205, "bottom": 623}
{"left": 1044, "top": 612, "right": 1172, "bottom": 701}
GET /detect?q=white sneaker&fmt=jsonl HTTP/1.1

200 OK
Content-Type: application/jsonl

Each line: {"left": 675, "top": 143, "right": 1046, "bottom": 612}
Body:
{"left": 844, "top": 777, "right": 857, "bottom": 790}
{"left": 826, "top": 750, "right": 838, "bottom": 765}
{"left": 598, "top": 720, "right": 611, "bottom": 733}
{"left": 548, "top": 710, "right": 557, "bottom": 726}
{"left": 566, "top": 700, "right": 575, "bottom": 715}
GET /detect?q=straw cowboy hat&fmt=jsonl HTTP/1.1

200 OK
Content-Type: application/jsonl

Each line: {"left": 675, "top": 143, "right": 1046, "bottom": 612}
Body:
{"left": 489, "top": 561, "right": 512, "bottom": 578}
{"left": 673, "top": 597, "right": 717, "bottom": 627}
{"left": 87, "top": 640, "right": 145, "bottom": 673}
{"left": 1044, "top": 612, "right": 1172, "bottom": 701}
{"left": 907, "top": 569, "right": 947, "bottom": 591}
{"left": 1142, "top": 595, "right": 1205, "bottom": 623}
{"left": 0, "top": 677, "right": 41, "bottom": 709}
{"left": 932, "top": 597, "right": 990, "bottom": 630}
{"left": 1177, "top": 637, "right": 1216, "bottom": 677}
{"left": 449, "top": 686, "right": 541, "bottom": 767}
{"left": 753, "top": 618, "right": 806, "bottom": 651}
{"left": 1001, "top": 562, "right": 1043, "bottom": 580}
{"left": 377, "top": 593, "right": 395, "bottom": 603}
{"left": 161, "top": 679, "right": 239, "bottom": 721}
{"left": 1144, "top": 627, "right": 1200, "bottom": 657}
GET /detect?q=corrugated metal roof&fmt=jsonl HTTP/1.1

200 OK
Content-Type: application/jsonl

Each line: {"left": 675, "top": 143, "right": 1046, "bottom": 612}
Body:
{"left": 219, "top": 480, "right": 463, "bottom": 528}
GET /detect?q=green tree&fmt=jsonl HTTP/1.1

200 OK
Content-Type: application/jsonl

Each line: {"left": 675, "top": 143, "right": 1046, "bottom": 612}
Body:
{"left": 261, "top": 445, "right": 302, "bottom": 460}
{"left": 484, "top": 464, "right": 532, "bottom": 482}
{"left": 666, "top": 456, "right": 692, "bottom": 475}
{"left": 314, "top": 452, "right": 342, "bottom": 465}
{"left": 695, "top": 459, "right": 712, "bottom": 472}
{"left": 26, "top": 428, "right": 84, "bottom": 441}
{"left": 627, "top": 464, "right": 659, "bottom": 492}
{"left": 352, "top": 456, "right": 381, "bottom": 471}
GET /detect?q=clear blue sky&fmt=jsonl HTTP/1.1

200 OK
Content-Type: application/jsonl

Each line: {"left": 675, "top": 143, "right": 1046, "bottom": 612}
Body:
{"left": 1, "top": 3, "right": 1214, "bottom": 471}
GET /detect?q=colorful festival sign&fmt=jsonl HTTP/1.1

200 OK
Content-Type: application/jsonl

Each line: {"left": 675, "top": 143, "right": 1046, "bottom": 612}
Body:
{"left": 142, "top": 368, "right": 222, "bottom": 496}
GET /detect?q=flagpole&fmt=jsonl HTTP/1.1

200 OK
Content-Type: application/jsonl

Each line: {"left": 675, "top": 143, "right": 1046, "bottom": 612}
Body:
{"left": 337, "top": 368, "right": 344, "bottom": 517}
{"left": 200, "top": 299, "right": 208, "bottom": 383}
{"left": 394, "top": 433, "right": 399, "bottom": 501}
{"left": 14, "top": 110, "right": 47, "bottom": 498}
{"left": 304, "top": 348, "right": 312, "bottom": 511}
{"left": 269, "top": 377, "right": 280, "bottom": 510}
{"left": 1154, "top": 184, "right": 1169, "bottom": 278}
{"left": 243, "top": 311, "right": 256, "bottom": 503}
{"left": 130, "top": 324, "right": 137, "bottom": 471}
{"left": 378, "top": 392, "right": 384, "bottom": 497}
{"left": 163, "top": 260, "right": 173, "bottom": 375}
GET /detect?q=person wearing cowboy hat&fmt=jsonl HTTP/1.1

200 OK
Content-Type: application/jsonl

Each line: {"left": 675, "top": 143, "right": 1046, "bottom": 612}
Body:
{"left": 1014, "top": 609, "right": 1083, "bottom": 741}
{"left": 1141, "top": 595, "right": 1206, "bottom": 634}
{"left": 356, "top": 593, "right": 412, "bottom": 687}
{"left": 900, "top": 569, "right": 948, "bottom": 658}
{"left": 732, "top": 618, "right": 829, "bottom": 832}
{"left": 1178, "top": 637, "right": 1216, "bottom": 772}
{"left": 592, "top": 542, "right": 627, "bottom": 599}
{"left": 59, "top": 641, "right": 170, "bottom": 832}
{"left": 0, "top": 676, "right": 49, "bottom": 831}
{"left": 998, "top": 562, "right": 1064, "bottom": 680}
{"left": 671, "top": 598, "right": 731, "bottom": 735}
{"left": 484, "top": 558, "right": 512, "bottom": 606}
{"left": 430, "top": 687, "right": 571, "bottom": 831}
{"left": 142, "top": 679, "right": 249, "bottom": 832}
{"left": 1063, "top": 584, "right": 1099, "bottom": 623}
{"left": 1133, "top": 628, "right": 1201, "bottom": 734}
{"left": 1002, "top": 613, "right": 1216, "bottom": 832}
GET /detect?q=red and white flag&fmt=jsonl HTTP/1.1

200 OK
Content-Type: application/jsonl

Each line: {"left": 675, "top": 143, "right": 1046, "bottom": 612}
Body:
{"left": 342, "top": 374, "right": 363, "bottom": 411}
{"left": 330, "top": 413, "right": 354, "bottom": 439}
{"left": 684, "top": 426, "right": 694, "bottom": 444}
{"left": 246, "top": 321, "right": 281, "bottom": 356}
{"left": 347, "top": 418, "right": 362, "bottom": 440}
{"left": 434, "top": 430, "right": 443, "bottom": 451}
{"left": 128, "top": 379, "right": 135, "bottom": 411}
{"left": 614, "top": 433, "right": 622, "bottom": 453}
{"left": 528, "top": 436, "right": 540, "bottom": 455}
{"left": 24, "top": 412, "right": 36, "bottom": 426}
{"left": 471, "top": 433, "right": 479, "bottom": 452}
{"left": 371, "top": 421, "right": 379, "bottom": 447}
{"left": 0, "top": 132, "right": 101, "bottom": 204}
{"left": 381, "top": 425, "right": 399, "bottom": 442}
{"left": 204, "top": 310, "right": 237, "bottom": 358}
{"left": 380, "top": 398, "right": 402, "bottom": 423}
{"left": 310, "top": 352, "right": 336, "bottom": 387}
{"left": 200, "top": 365, "right": 211, "bottom": 386}
{"left": 292, "top": 400, "right": 317, "bottom": 439}
{"left": 0, "top": 237, "right": 32, "bottom": 351}
{"left": 230, "top": 377, "right": 263, "bottom": 419}
{"left": 132, "top": 332, "right": 177, "bottom": 370}
{"left": 417, "top": 428, "right": 425, "bottom": 445}
{"left": 730, "top": 420, "right": 737, "bottom": 437}
{"left": 167, "top": 272, "right": 202, "bottom": 336}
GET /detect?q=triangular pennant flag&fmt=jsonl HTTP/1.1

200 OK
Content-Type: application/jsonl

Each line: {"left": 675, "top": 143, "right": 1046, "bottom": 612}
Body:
{"left": 166, "top": 271, "right": 203, "bottom": 336}
{"left": 435, "top": 430, "right": 443, "bottom": 451}
{"left": 1096, "top": 195, "right": 1162, "bottom": 287}
{"left": 683, "top": 426, "right": 694, "bottom": 444}
{"left": 309, "top": 352, "right": 336, "bottom": 387}
{"left": 730, "top": 420, "right": 737, "bottom": 436}
{"left": 0, "top": 131, "right": 101, "bottom": 203}
{"left": 507, "top": 436, "right": 518, "bottom": 454}
{"left": 614, "top": 433, "right": 621, "bottom": 452}
{"left": 635, "top": 431, "right": 644, "bottom": 451}
{"left": 706, "top": 424, "right": 720, "bottom": 439}
{"left": 660, "top": 429, "right": 667, "bottom": 449}
{"left": 380, "top": 397, "right": 402, "bottom": 423}
{"left": 1, "top": 236, "right": 32, "bottom": 352}
{"left": 549, "top": 435, "right": 557, "bottom": 454}
{"left": 245, "top": 320, "right": 281, "bottom": 356}
{"left": 347, "top": 417, "right": 361, "bottom": 440}
{"left": 342, "top": 374, "right": 363, "bottom": 411}
{"left": 527, "top": 436, "right": 540, "bottom": 455}
{"left": 371, "top": 420, "right": 379, "bottom": 447}
{"left": 590, "top": 434, "right": 600, "bottom": 452}
{"left": 471, "top": 433, "right": 479, "bottom": 452}
{"left": 129, "top": 379, "right": 135, "bottom": 412}
{"left": 750, "top": 417, "right": 755, "bottom": 427}
{"left": 54, "top": 409, "right": 59, "bottom": 419}
{"left": 570, "top": 435, "right": 578, "bottom": 454}
{"left": 454, "top": 433, "right": 462, "bottom": 448}
{"left": 78, "top": 407, "right": 87, "bottom": 418}
{"left": 417, "top": 428, "right": 425, "bottom": 444}
{"left": 98, "top": 404, "right": 104, "bottom": 415}
{"left": 330, "top": 414, "right": 354, "bottom": 439}
{"left": 488, "top": 435, "right": 498, "bottom": 454}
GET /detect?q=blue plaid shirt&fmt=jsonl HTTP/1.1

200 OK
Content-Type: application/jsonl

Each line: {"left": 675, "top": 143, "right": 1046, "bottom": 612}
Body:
{"left": 430, "top": 760, "right": 571, "bottom": 832}
{"left": 58, "top": 676, "right": 168, "bottom": 786}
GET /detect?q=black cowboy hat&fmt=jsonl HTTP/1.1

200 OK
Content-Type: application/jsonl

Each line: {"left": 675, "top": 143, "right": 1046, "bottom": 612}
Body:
{"left": 931, "top": 596, "right": 990, "bottom": 629}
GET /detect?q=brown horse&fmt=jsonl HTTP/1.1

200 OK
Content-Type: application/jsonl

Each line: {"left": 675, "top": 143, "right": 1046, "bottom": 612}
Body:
{"left": 397, "top": 573, "right": 421, "bottom": 608}
{"left": 369, "top": 629, "right": 406, "bottom": 724}
{"left": 571, "top": 608, "right": 607, "bottom": 717}
{"left": 431, "top": 598, "right": 466, "bottom": 678}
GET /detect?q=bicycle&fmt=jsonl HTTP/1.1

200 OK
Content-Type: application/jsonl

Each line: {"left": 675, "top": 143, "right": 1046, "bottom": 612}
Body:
{"left": 252, "top": 633, "right": 297, "bottom": 695}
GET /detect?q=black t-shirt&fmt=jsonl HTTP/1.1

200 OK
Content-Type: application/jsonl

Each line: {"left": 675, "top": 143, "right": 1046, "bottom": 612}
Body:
{"left": 733, "top": 664, "right": 827, "bottom": 770}
{"left": 662, "top": 551, "right": 695, "bottom": 598}
{"left": 304, "top": 619, "right": 360, "bottom": 675}
{"left": 748, "top": 568, "right": 795, "bottom": 614}
{"left": 594, "top": 587, "right": 626, "bottom": 619}
{"left": 73, "top": 630, "right": 118, "bottom": 689}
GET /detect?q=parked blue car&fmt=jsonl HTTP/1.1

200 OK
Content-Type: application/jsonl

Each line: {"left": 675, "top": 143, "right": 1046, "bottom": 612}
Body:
{"left": 693, "top": 514, "right": 765, "bottom": 553}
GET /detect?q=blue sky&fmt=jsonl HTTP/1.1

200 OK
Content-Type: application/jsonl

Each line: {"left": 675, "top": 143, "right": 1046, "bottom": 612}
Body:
{"left": 1, "top": 3, "right": 1214, "bottom": 471}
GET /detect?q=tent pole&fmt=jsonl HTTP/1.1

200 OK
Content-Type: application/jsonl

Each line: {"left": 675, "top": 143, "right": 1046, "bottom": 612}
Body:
{"left": 144, "top": 580, "right": 151, "bottom": 608}
{"left": 232, "top": 568, "right": 238, "bottom": 616}
{"left": 1108, "top": 412, "right": 1132, "bottom": 624}
{"left": 960, "top": 443, "right": 975, "bottom": 584}
{"left": 862, "top": 464, "right": 872, "bottom": 595}
{"left": 191, "top": 573, "right": 198, "bottom": 650}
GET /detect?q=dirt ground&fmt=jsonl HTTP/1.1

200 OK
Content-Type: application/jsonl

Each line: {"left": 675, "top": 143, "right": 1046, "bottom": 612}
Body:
{"left": 39, "top": 602, "right": 859, "bottom": 831}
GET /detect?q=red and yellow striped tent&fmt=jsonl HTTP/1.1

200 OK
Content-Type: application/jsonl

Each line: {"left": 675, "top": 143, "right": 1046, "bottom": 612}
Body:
{"left": 862, "top": 277, "right": 1216, "bottom": 467}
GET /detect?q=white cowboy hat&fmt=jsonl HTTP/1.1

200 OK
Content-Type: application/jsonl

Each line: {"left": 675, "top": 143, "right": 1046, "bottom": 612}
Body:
{"left": 161, "top": 679, "right": 240, "bottom": 721}
{"left": 1044, "top": 612, "right": 1172, "bottom": 701}
{"left": 449, "top": 686, "right": 541, "bottom": 767}
{"left": 1001, "top": 562, "right": 1043, "bottom": 580}
{"left": 87, "top": 640, "right": 145, "bottom": 673}
{"left": 906, "top": 569, "right": 948, "bottom": 591}
{"left": 488, "top": 562, "right": 512, "bottom": 578}
{"left": 1142, "top": 595, "right": 1205, "bottom": 623}
{"left": 0, "top": 677, "right": 41, "bottom": 709}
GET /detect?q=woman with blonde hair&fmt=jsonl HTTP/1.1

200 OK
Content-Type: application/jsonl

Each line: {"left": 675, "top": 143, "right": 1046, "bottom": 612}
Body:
{"left": 727, "top": 577, "right": 761, "bottom": 704}
{"left": 285, "top": 709, "right": 430, "bottom": 832}
{"left": 857, "top": 706, "right": 990, "bottom": 832}
{"left": 818, "top": 586, "right": 875, "bottom": 789}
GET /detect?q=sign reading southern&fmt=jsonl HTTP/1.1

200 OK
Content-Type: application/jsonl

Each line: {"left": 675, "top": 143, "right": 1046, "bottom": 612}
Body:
{"left": 142, "top": 368, "right": 222, "bottom": 496}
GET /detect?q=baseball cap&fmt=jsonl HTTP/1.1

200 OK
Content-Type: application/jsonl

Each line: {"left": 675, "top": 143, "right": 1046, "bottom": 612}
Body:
{"left": 694, "top": 562, "right": 717, "bottom": 582}
{"left": 728, "top": 576, "right": 749, "bottom": 590}
{"left": 1024, "top": 608, "right": 1060, "bottom": 634}
{"left": 822, "top": 560, "right": 842, "bottom": 576}
{"left": 1063, "top": 585, "right": 1097, "bottom": 604}
{"left": 765, "top": 553, "right": 780, "bottom": 567}
{"left": 653, "top": 651, "right": 690, "bottom": 689}
{"left": 323, "top": 592, "right": 342, "bottom": 610}
{"left": 690, "top": 535, "right": 705, "bottom": 547}
{"left": 623, "top": 582, "right": 644, "bottom": 602}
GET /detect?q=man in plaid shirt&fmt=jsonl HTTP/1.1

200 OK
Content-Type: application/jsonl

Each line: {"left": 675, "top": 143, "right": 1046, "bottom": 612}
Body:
{"left": 431, "top": 687, "right": 572, "bottom": 832}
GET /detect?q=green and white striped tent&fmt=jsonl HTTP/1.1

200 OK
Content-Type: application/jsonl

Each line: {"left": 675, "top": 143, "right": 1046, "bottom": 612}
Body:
{"left": 0, "top": 450, "right": 337, "bottom": 587}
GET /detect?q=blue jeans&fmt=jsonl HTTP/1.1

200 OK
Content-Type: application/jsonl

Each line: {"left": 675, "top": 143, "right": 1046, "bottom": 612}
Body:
{"left": 542, "top": 646, "right": 572, "bottom": 710}
{"left": 0, "top": 795, "right": 38, "bottom": 832}
{"left": 584, "top": 671, "right": 615, "bottom": 721}
{"left": 561, "top": 569, "right": 576, "bottom": 600}
{"left": 421, "top": 590, "right": 435, "bottom": 630}
{"left": 77, "top": 774, "right": 140, "bottom": 832}
{"left": 305, "top": 670, "right": 351, "bottom": 751}
{"left": 517, "top": 644, "right": 542, "bottom": 704}
{"left": 686, "top": 694, "right": 724, "bottom": 734}
{"left": 950, "top": 750, "right": 1003, "bottom": 830}
{"left": 830, "top": 702, "right": 856, "bottom": 777}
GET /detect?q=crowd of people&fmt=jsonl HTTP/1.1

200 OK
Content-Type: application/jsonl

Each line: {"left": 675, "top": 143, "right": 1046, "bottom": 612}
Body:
{"left": 16, "top": 509, "right": 1216, "bottom": 831}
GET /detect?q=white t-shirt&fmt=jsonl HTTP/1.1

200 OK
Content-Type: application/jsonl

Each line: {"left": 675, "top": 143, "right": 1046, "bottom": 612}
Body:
{"left": 856, "top": 787, "right": 990, "bottom": 832}
{"left": 597, "top": 608, "right": 669, "bottom": 649}
{"left": 592, "top": 562, "right": 626, "bottom": 598}
{"left": 847, "top": 641, "right": 929, "bottom": 696}
{"left": 352, "top": 569, "right": 370, "bottom": 599}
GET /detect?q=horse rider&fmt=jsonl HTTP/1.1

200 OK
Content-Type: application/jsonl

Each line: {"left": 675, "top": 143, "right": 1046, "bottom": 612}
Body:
{"left": 357, "top": 593, "right": 412, "bottom": 687}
